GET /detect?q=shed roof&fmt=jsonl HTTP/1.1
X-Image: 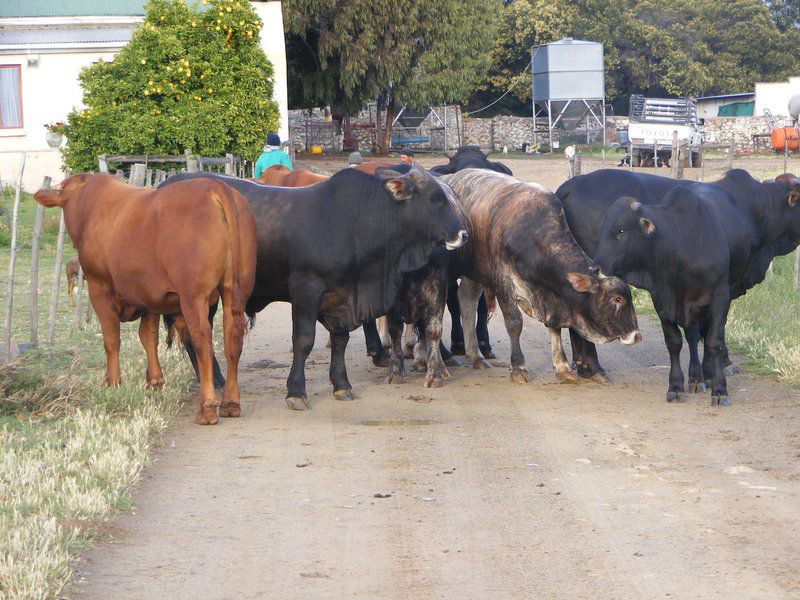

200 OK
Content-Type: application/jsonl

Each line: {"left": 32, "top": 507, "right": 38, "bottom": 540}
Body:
{"left": 0, "top": 1, "right": 146, "bottom": 18}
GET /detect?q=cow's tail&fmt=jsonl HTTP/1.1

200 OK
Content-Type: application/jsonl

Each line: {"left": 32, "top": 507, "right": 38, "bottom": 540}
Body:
{"left": 212, "top": 183, "right": 252, "bottom": 349}
{"left": 164, "top": 314, "right": 178, "bottom": 348}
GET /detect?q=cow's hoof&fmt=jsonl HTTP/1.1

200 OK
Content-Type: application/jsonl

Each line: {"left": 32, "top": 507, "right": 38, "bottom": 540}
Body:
{"left": 444, "top": 356, "right": 462, "bottom": 367}
{"left": 711, "top": 395, "right": 731, "bottom": 407}
{"left": 195, "top": 405, "right": 219, "bottom": 425}
{"left": 725, "top": 364, "right": 742, "bottom": 376}
{"left": 334, "top": 388, "right": 357, "bottom": 401}
{"left": 219, "top": 401, "right": 241, "bottom": 418}
{"left": 450, "top": 342, "right": 466, "bottom": 356}
{"left": 424, "top": 374, "right": 445, "bottom": 388}
{"left": 473, "top": 358, "right": 492, "bottom": 370}
{"left": 372, "top": 354, "right": 390, "bottom": 368}
{"left": 403, "top": 345, "right": 415, "bottom": 359}
{"left": 411, "top": 360, "right": 426, "bottom": 372}
{"left": 556, "top": 369, "right": 580, "bottom": 384}
{"left": 666, "top": 391, "right": 687, "bottom": 403}
{"left": 510, "top": 368, "right": 530, "bottom": 383}
{"left": 687, "top": 381, "right": 706, "bottom": 394}
{"left": 286, "top": 396, "right": 310, "bottom": 411}
{"left": 146, "top": 377, "right": 165, "bottom": 391}
{"left": 590, "top": 371, "right": 612, "bottom": 383}
{"left": 480, "top": 347, "right": 497, "bottom": 360}
{"left": 383, "top": 372, "right": 405, "bottom": 385}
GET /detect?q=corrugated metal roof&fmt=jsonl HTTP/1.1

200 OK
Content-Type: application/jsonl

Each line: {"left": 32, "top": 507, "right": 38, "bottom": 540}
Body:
{"left": 0, "top": 1, "right": 147, "bottom": 18}
{"left": 0, "top": 25, "right": 135, "bottom": 48}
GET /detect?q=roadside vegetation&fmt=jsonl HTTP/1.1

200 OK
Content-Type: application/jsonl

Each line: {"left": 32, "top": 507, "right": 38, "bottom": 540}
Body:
{"left": 0, "top": 189, "right": 194, "bottom": 599}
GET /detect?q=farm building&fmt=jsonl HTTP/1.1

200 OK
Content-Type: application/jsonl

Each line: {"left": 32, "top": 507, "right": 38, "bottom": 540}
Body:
{"left": 0, "top": 0, "right": 288, "bottom": 191}
{"left": 696, "top": 92, "right": 755, "bottom": 120}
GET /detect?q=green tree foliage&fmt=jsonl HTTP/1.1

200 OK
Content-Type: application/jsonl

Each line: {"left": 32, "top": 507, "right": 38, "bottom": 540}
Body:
{"left": 284, "top": 0, "right": 501, "bottom": 152}
{"left": 472, "top": 0, "right": 800, "bottom": 115}
{"left": 62, "top": 0, "right": 279, "bottom": 173}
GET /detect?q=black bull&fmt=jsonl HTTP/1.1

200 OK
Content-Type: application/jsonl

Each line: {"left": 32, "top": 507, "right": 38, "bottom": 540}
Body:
{"left": 556, "top": 168, "right": 800, "bottom": 401}
{"left": 160, "top": 167, "right": 468, "bottom": 410}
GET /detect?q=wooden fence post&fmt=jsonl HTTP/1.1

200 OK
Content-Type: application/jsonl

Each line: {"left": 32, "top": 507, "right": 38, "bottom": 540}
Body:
{"left": 185, "top": 149, "right": 199, "bottom": 173}
{"left": 794, "top": 247, "right": 799, "bottom": 290}
{"left": 47, "top": 211, "right": 67, "bottom": 344}
{"left": 29, "top": 192, "right": 46, "bottom": 346}
{"left": 727, "top": 143, "right": 734, "bottom": 171}
{"left": 98, "top": 154, "right": 109, "bottom": 173}
{"left": 129, "top": 163, "right": 147, "bottom": 187}
{"left": 671, "top": 131, "right": 678, "bottom": 179}
{"left": 3, "top": 153, "right": 25, "bottom": 358}
{"left": 225, "top": 153, "right": 235, "bottom": 176}
{"left": 74, "top": 265, "right": 85, "bottom": 331}
{"left": 0, "top": 171, "right": 9, "bottom": 228}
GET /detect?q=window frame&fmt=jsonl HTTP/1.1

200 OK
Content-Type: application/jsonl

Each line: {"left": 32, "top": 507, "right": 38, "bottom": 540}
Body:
{"left": 0, "top": 64, "right": 24, "bottom": 130}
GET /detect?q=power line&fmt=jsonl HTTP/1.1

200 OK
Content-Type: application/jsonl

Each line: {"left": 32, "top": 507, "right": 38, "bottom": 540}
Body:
{"left": 463, "top": 59, "right": 532, "bottom": 116}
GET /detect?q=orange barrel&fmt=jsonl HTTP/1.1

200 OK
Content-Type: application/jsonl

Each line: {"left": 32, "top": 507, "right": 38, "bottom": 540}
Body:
{"left": 771, "top": 126, "right": 800, "bottom": 151}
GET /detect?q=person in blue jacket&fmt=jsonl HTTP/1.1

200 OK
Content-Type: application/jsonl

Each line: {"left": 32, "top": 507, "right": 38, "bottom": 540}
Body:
{"left": 254, "top": 133, "right": 293, "bottom": 178}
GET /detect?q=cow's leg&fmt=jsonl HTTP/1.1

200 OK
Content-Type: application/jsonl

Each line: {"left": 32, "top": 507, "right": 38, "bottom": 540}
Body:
{"left": 329, "top": 330, "right": 356, "bottom": 400}
{"left": 363, "top": 320, "right": 390, "bottom": 367}
{"left": 286, "top": 279, "right": 324, "bottom": 410}
{"left": 707, "top": 289, "right": 731, "bottom": 407}
{"left": 403, "top": 323, "right": 417, "bottom": 359}
{"left": 447, "top": 281, "right": 465, "bottom": 355}
{"left": 496, "top": 292, "right": 529, "bottom": 383}
{"left": 138, "top": 312, "right": 165, "bottom": 390}
{"left": 173, "top": 306, "right": 226, "bottom": 390}
{"left": 412, "top": 322, "right": 428, "bottom": 372}
{"left": 377, "top": 316, "right": 391, "bottom": 348}
{"left": 439, "top": 339, "right": 460, "bottom": 366}
{"left": 723, "top": 344, "right": 741, "bottom": 375}
{"left": 88, "top": 284, "right": 122, "bottom": 387}
{"left": 180, "top": 298, "right": 218, "bottom": 425}
{"left": 383, "top": 316, "right": 406, "bottom": 384}
{"left": 550, "top": 328, "right": 578, "bottom": 383}
{"left": 683, "top": 322, "right": 705, "bottom": 394}
{"left": 569, "top": 328, "right": 611, "bottom": 383}
{"left": 423, "top": 314, "right": 449, "bottom": 388}
{"left": 67, "top": 274, "right": 75, "bottom": 306}
{"left": 476, "top": 293, "right": 495, "bottom": 359}
{"left": 457, "top": 278, "right": 491, "bottom": 369}
{"left": 218, "top": 286, "right": 247, "bottom": 419}
{"left": 659, "top": 316, "right": 686, "bottom": 403}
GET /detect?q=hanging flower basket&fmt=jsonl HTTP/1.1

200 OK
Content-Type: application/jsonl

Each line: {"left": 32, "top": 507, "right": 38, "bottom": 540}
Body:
{"left": 46, "top": 131, "right": 64, "bottom": 148}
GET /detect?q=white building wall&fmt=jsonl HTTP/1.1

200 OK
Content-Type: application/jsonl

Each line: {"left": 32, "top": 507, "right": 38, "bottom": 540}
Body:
{"left": 754, "top": 77, "right": 800, "bottom": 120}
{"left": 250, "top": 1, "right": 288, "bottom": 144}
{"left": 0, "top": 50, "right": 117, "bottom": 191}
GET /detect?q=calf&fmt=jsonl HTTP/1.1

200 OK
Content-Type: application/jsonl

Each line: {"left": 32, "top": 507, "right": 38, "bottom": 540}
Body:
{"left": 251, "top": 165, "right": 329, "bottom": 186}
{"left": 65, "top": 256, "right": 85, "bottom": 306}
{"left": 161, "top": 167, "right": 468, "bottom": 410}
{"left": 443, "top": 169, "right": 641, "bottom": 383}
{"left": 34, "top": 174, "right": 257, "bottom": 424}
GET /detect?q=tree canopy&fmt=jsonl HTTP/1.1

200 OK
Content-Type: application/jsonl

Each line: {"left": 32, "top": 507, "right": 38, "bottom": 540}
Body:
{"left": 469, "top": 0, "right": 800, "bottom": 115}
{"left": 284, "top": 0, "right": 501, "bottom": 152}
{"left": 62, "top": 0, "right": 279, "bottom": 173}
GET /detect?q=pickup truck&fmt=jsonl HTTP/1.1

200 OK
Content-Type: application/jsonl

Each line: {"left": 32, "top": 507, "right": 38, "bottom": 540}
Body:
{"left": 628, "top": 95, "right": 702, "bottom": 167}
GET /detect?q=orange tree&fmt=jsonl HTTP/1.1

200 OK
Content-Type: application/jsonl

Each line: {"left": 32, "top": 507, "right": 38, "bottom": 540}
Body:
{"left": 62, "top": 0, "right": 279, "bottom": 172}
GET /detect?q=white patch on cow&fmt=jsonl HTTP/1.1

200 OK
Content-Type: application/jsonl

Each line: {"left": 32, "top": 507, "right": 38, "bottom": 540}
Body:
{"left": 620, "top": 330, "right": 642, "bottom": 345}
{"left": 445, "top": 230, "right": 468, "bottom": 250}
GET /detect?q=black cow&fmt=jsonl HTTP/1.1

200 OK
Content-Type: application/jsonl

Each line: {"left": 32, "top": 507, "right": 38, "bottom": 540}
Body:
{"left": 161, "top": 167, "right": 468, "bottom": 410}
{"left": 592, "top": 186, "right": 748, "bottom": 405}
{"left": 443, "top": 169, "right": 641, "bottom": 383}
{"left": 431, "top": 146, "right": 514, "bottom": 359}
{"left": 557, "top": 168, "right": 800, "bottom": 390}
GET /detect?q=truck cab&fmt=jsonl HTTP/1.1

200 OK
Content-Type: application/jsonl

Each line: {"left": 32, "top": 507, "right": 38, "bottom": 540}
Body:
{"left": 628, "top": 95, "right": 702, "bottom": 167}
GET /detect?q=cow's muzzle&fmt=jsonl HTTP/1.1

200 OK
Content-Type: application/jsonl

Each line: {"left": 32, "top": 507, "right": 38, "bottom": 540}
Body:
{"left": 445, "top": 230, "right": 469, "bottom": 250}
{"left": 620, "top": 330, "right": 642, "bottom": 346}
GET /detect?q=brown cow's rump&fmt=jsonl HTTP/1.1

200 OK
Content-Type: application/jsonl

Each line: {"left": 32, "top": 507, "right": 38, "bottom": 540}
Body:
{"left": 251, "top": 165, "right": 329, "bottom": 187}
{"left": 34, "top": 174, "right": 257, "bottom": 425}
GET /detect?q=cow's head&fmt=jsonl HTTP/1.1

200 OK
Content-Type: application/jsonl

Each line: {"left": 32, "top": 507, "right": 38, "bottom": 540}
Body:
{"left": 567, "top": 272, "right": 641, "bottom": 345}
{"left": 33, "top": 173, "right": 89, "bottom": 208}
{"left": 591, "top": 196, "right": 656, "bottom": 280}
{"left": 376, "top": 166, "right": 468, "bottom": 250}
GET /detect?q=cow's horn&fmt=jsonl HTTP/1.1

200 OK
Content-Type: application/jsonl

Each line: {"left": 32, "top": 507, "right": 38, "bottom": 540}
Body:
{"left": 630, "top": 201, "right": 642, "bottom": 211}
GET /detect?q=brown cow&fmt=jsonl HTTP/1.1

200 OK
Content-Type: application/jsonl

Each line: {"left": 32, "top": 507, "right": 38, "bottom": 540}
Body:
{"left": 352, "top": 161, "right": 399, "bottom": 175}
{"left": 34, "top": 174, "right": 257, "bottom": 425}
{"left": 251, "top": 165, "right": 329, "bottom": 186}
{"left": 65, "top": 256, "right": 85, "bottom": 306}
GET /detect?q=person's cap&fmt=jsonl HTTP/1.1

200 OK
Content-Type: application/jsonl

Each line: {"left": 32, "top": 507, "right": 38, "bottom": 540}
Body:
{"left": 348, "top": 151, "right": 363, "bottom": 164}
{"left": 267, "top": 133, "right": 281, "bottom": 146}
{"left": 399, "top": 148, "right": 414, "bottom": 157}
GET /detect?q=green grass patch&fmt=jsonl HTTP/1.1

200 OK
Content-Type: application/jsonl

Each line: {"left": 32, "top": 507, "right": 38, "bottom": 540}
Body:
{"left": 0, "top": 201, "right": 197, "bottom": 599}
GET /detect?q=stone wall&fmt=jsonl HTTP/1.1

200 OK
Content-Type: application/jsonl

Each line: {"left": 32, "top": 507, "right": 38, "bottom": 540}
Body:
{"left": 700, "top": 117, "right": 772, "bottom": 151}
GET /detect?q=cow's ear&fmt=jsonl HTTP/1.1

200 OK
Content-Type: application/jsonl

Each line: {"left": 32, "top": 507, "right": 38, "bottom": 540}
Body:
{"left": 639, "top": 217, "right": 656, "bottom": 234}
{"left": 383, "top": 178, "right": 413, "bottom": 201}
{"left": 789, "top": 178, "right": 800, "bottom": 207}
{"left": 445, "top": 150, "right": 457, "bottom": 158}
{"left": 33, "top": 189, "right": 64, "bottom": 208}
{"left": 567, "top": 272, "right": 599, "bottom": 294}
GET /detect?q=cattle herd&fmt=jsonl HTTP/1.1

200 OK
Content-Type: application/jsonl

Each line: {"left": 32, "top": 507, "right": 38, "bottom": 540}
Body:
{"left": 33, "top": 146, "right": 800, "bottom": 423}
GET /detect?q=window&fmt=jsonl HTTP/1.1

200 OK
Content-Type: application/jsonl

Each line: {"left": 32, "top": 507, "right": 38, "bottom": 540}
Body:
{"left": 0, "top": 65, "right": 23, "bottom": 128}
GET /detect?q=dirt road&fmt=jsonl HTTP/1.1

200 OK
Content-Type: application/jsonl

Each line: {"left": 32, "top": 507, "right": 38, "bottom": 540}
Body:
{"left": 75, "top": 297, "right": 800, "bottom": 599}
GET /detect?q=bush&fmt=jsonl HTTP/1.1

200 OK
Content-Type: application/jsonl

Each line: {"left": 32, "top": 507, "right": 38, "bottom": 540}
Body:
{"left": 62, "top": 0, "right": 280, "bottom": 173}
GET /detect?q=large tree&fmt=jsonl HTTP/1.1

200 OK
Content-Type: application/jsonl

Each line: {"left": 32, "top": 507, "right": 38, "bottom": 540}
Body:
{"left": 284, "top": 0, "right": 501, "bottom": 153}
{"left": 471, "top": 0, "right": 800, "bottom": 115}
{"left": 62, "top": 0, "right": 279, "bottom": 173}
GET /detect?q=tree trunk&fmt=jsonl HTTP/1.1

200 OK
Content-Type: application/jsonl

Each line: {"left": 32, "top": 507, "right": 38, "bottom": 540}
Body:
{"left": 379, "top": 98, "right": 395, "bottom": 156}
{"left": 374, "top": 90, "right": 395, "bottom": 156}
